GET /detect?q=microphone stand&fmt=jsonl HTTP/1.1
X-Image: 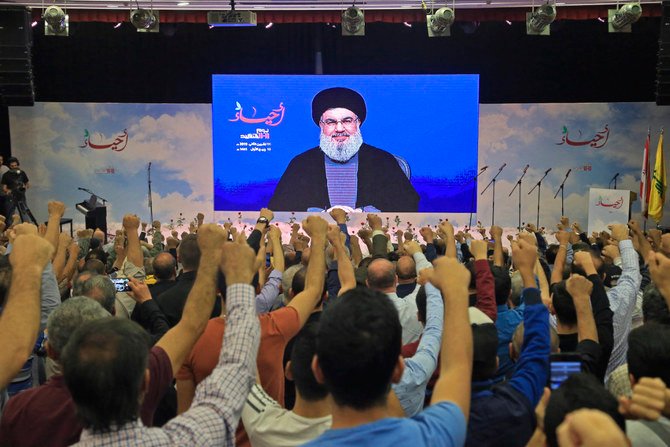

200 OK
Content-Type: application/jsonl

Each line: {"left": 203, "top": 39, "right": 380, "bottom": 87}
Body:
{"left": 509, "top": 166, "right": 529, "bottom": 232}
{"left": 468, "top": 166, "right": 488, "bottom": 229}
{"left": 528, "top": 169, "right": 551, "bottom": 229}
{"left": 79, "top": 187, "right": 108, "bottom": 205}
{"left": 554, "top": 169, "right": 572, "bottom": 216}
{"left": 481, "top": 164, "right": 507, "bottom": 227}
{"left": 147, "top": 163, "right": 154, "bottom": 225}
{"left": 609, "top": 173, "right": 620, "bottom": 190}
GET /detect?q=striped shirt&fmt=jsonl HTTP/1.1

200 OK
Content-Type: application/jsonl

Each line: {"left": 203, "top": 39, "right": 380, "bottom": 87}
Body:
{"left": 324, "top": 153, "right": 358, "bottom": 208}
{"left": 242, "top": 384, "right": 331, "bottom": 447}
{"left": 73, "top": 284, "right": 260, "bottom": 447}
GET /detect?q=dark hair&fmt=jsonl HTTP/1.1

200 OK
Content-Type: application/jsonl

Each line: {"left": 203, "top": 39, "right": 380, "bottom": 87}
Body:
{"left": 491, "top": 265, "right": 512, "bottom": 306}
{"left": 570, "top": 250, "right": 606, "bottom": 279}
{"left": 6, "top": 157, "right": 18, "bottom": 166}
{"left": 471, "top": 323, "right": 499, "bottom": 381}
{"left": 290, "top": 322, "right": 328, "bottom": 401}
{"left": 551, "top": 281, "right": 577, "bottom": 326}
{"left": 415, "top": 285, "right": 427, "bottom": 325}
{"left": 545, "top": 245, "right": 559, "bottom": 265}
{"left": 178, "top": 234, "right": 200, "bottom": 271}
{"left": 152, "top": 253, "right": 176, "bottom": 280}
{"left": 62, "top": 318, "right": 152, "bottom": 433}
{"left": 316, "top": 286, "right": 401, "bottom": 410}
{"left": 366, "top": 258, "right": 395, "bottom": 290}
{"left": 627, "top": 323, "right": 670, "bottom": 386}
{"left": 85, "top": 248, "right": 108, "bottom": 267}
{"left": 642, "top": 284, "right": 670, "bottom": 324}
{"left": 544, "top": 373, "right": 625, "bottom": 447}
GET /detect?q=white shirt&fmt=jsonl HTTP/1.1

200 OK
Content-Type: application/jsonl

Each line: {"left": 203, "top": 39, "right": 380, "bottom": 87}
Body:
{"left": 242, "top": 384, "right": 332, "bottom": 447}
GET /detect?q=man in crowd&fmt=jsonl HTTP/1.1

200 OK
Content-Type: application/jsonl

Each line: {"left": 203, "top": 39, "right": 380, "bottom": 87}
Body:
{"left": 268, "top": 87, "right": 419, "bottom": 212}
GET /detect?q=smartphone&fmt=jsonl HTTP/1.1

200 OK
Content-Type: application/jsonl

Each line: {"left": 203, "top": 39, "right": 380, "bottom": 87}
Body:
{"left": 548, "top": 353, "right": 582, "bottom": 390}
{"left": 111, "top": 278, "right": 131, "bottom": 293}
{"left": 265, "top": 253, "right": 272, "bottom": 268}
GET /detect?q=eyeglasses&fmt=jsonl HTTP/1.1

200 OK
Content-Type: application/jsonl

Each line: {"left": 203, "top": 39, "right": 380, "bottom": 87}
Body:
{"left": 320, "top": 117, "right": 359, "bottom": 129}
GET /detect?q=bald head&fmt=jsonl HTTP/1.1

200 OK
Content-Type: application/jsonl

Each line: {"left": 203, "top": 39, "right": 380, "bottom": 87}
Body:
{"left": 153, "top": 252, "right": 176, "bottom": 281}
{"left": 366, "top": 258, "right": 396, "bottom": 292}
{"left": 396, "top": 256, "right": 416, "bottom": 283}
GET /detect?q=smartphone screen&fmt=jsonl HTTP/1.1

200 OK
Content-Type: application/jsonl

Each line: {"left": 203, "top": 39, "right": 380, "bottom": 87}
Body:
{"left": 549, "top": 353, "right": 582, "bottom": 390}
{"left": 111, "top": 278, "right": 131, "bottom": 293}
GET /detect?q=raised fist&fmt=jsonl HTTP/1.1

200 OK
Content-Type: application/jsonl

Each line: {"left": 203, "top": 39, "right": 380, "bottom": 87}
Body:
{"left": 329, "top": 207, "right": 347, "bottom": 224}
{"left": 302, "top": 215, "right": 328, "bottom": 238}
{"left": 11, "top": 234, "right": 54, "bottom": 270}
{"left": 122, "top": 214, "right": 140, "bottom": 230}
{"left": 47, "top": 201, "right": 66, "bottom": 217}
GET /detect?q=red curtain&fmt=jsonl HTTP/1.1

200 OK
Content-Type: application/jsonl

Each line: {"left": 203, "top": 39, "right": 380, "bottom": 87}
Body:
{"left": 34, "top": 5, "right": 661, "bottom": 24}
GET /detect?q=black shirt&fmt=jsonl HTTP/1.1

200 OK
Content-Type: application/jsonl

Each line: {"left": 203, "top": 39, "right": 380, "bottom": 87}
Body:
{"left": 1, "top": 169, "right": 28, "bottom": 192}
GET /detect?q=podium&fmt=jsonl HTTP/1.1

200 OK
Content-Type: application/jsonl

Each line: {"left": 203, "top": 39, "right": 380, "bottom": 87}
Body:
{"left": 76, "top": 195, "right": 107, "bottom": 243}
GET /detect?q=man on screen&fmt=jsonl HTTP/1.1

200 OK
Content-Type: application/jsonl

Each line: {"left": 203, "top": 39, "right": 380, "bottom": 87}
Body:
{"left": 268, "top": 87, "right": 419, "bottom": 212}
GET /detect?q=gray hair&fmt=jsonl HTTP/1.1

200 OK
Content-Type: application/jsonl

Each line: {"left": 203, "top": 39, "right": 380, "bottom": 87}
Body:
{"left": 46, "top": 296, "right": 111, "bottom": 356}
{"left": 510, "top": 270, "right": 524, "bottom": 308}
{"left": 282, "top": 264, "right": 304, "bottom": 304}
{"left": 80, "top": 275, "right": 117, "bottom": 314}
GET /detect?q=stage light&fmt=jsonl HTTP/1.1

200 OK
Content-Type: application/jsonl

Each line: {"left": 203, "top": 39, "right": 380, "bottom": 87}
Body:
{"left": 31, "top": 20, "right": 38, "bottom": 27}
{"left": 403, "top": 21, "right": 412, "bottom": 27}
{"left": 342, "top": 5, "right": 365, "bottom": 36}
{"left": 608, "top": 2, "right": 641, "bottom": 33}
{"left": 43, "top": 5, "right": 69, "bottom": 36}
{"left": 526, "top": 3, "right": 556, "bottom": 35}
{"left": 265, "top": 22, "right": 273, "bottom": 28}
{"left": 427, "top": 6, "right": 454, "bottom": 37}
{"left": 114, "top": 22, "right": 122, "bottom": 28}
{"left": 131, "top": 8, "right": 160, "bottom": 32}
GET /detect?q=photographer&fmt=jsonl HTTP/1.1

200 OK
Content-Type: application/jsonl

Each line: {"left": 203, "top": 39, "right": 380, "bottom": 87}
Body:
{"left": 1, "top": 157, "right": 30, "bottom": 221}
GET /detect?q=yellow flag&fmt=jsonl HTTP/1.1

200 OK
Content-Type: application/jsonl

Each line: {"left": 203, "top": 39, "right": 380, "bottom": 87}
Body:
{"left": 649, "top": 132, "right": 666, "bottom": 222}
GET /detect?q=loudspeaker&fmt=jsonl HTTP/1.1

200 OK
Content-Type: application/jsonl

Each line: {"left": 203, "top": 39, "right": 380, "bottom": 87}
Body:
{"left": 0, "top": 7, "right": 34, "bottom": 106}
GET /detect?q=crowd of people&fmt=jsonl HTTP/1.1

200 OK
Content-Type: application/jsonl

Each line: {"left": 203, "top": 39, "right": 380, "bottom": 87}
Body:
{"left": 0, "top": 200, "right": 669, "bottom": 447}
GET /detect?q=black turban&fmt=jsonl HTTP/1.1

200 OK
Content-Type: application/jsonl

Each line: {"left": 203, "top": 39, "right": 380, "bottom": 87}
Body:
{"left": 311, "top": 87, "right": 367, "bottom": 126}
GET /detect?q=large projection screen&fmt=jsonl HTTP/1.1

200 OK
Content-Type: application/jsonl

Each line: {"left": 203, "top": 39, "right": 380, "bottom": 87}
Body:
{"left": 213, "top": 75, "right": 479, "bottom": 213}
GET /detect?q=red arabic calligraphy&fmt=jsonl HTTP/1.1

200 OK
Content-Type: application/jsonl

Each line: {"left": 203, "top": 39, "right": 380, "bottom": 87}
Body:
{"left": 229, "top": 102, "right": 285, "bottom": 127}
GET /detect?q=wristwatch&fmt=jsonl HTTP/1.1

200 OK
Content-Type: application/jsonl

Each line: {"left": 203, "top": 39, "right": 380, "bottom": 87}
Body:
{"left": 257, "top": 217, "right": 270, "bottom": 225}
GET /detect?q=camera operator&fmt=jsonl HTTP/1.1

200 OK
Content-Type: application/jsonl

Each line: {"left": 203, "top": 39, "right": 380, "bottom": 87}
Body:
{"left": 1, "top": 157, "right": 30, "bottom": 221}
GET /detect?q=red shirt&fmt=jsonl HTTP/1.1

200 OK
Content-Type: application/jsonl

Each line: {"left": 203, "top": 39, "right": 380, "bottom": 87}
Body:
{"left": 0, "top": 346, "right": 173, "bottom": 447}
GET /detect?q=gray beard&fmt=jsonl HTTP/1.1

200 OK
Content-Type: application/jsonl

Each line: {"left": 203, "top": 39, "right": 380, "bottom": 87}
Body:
{"left": 319, "top": 130, "right": 364, "bottom": 162}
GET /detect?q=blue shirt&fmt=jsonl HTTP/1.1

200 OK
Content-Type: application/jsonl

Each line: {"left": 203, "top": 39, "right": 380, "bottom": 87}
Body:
{"left": 493, "top": 300, "right": 525, "bottom": 382}
{"left": 303, "top": 401, "right": 466, "bottom": 447}
{"left": 392, "top": 283, "right": 443, "bottom": 417}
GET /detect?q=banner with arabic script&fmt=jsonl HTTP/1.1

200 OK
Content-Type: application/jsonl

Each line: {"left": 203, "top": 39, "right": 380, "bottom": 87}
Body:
{"left": 587, "top": 188, "right": 631, "bottom": 235}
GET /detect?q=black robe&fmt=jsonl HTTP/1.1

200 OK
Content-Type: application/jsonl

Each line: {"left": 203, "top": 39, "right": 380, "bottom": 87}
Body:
{"left": 268, "top": 143, "right": 419, "bottom": 212}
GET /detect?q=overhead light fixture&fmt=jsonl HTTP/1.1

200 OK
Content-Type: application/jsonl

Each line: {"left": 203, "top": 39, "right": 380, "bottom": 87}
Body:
{"left": 427, "top": 6, "right": 455, "bottom": 37}
{"left": 114, "top": 22, "right": 122, "bottom": 28}
{"left": 43, "top": 5, "right": 69, "bottom": 36}
{"left": 130, "top": 8, "right": 159, "bottom": 32}
{"left": 177, "top": 1, "right": 190, "bottom": 5}
{"left": 31, "top": 20, "right": 38, "bottom": 27}
{"left": 265, "top": 22, "right": 273, "bottom": 28}
{"left": 342, "top": 5, "right": 365, "bottom": 36}
{"left": 608, "top": 2, "right": 642, "bottom": 33}
{"left": 526, "top": 3, "right": 556, "bottom": 35}
{"left": 403, "top": 21, "right": 412, "bottom": 27}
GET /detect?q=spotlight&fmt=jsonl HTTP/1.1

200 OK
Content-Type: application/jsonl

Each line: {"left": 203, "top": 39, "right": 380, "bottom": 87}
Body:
{"left": 114, "top": 22, "right": 122, "bottom": 29}
{"left": 427, "top": 7, "right": 454, "bottom": 37}
{"left": 608, "top": 2, "right": 641, "bottom": 33}
{"left": 130, "top": 8, "right": 159, "bottom": 32}
{"left": 526, "top": 3, "right": 555, "bottom": 35}
{"left": 342, "top": 6, "right": 365, "bottom": 36}
{"left": 265, "top": 22, "right": 273, "bottom": 28}
{"left": 43, "top": 5, "right": 69, "bottom": 36}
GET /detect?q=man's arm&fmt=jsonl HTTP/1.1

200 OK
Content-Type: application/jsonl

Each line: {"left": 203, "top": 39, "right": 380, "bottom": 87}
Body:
{"left": 52, "top": 232, "right": 70, "bottom": 281}
{"left": 607, "top": 224, "right": 642, "bottom": 315}
{"left": 164, "top": 237, "right": 260, "bottom": 446}
{"left": 567, "top": 275, "right": 598, "bottom": 343}
{"left": 508, "top": 239, "right": 551, "bottom": 408}
{"left": 123, "top": 214, "right": 144, "bottom": 269}
{"left": 0, "top": 234, "right": 53, "bottom": 389}
{"left": 247, "top": 208, "right": 273, "bottom": 254}
{"left": 551, "top": 230, "right": 570, "bottom": 286}
{"left": 328, "top": 226, "right": 356, "bottom": 296}
{"left": 471, "top": 239, "right": 497, "bottom": 322}
{"left": 128, "top": 279, "right": 171, "bottom": 344}
{"left": 647, "top": 251, "right": 670, "bottom": 309}
{"left": 367, "top": 214, "right": 388, "bottom": 258}
{"left": 425, "top": 258, "right": 473, "bottom": 420}
{"left": 438, "top": 221, "right": 457, "bottom": 259}
{"left": 392, "top": 282, "right": 443, "bottom": 416}
{"left": 44, "top": 201, "right": 66, "bottom": 256}
{"left": 349, "top": 234, "right": 363, "bottom": 267}
{"left": 491, "top": 225, "right": 504, "bottom": 267}
{"left": 287, "top": 216, "right": 328, "bottom": 326}
{"left": 148, "top": 224, "right": 227, "bottom": 375}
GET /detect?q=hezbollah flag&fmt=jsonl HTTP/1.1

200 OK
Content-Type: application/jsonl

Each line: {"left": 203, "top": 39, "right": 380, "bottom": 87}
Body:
{"left": 649, "top": 131, "right": 666, "bottom": 222}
